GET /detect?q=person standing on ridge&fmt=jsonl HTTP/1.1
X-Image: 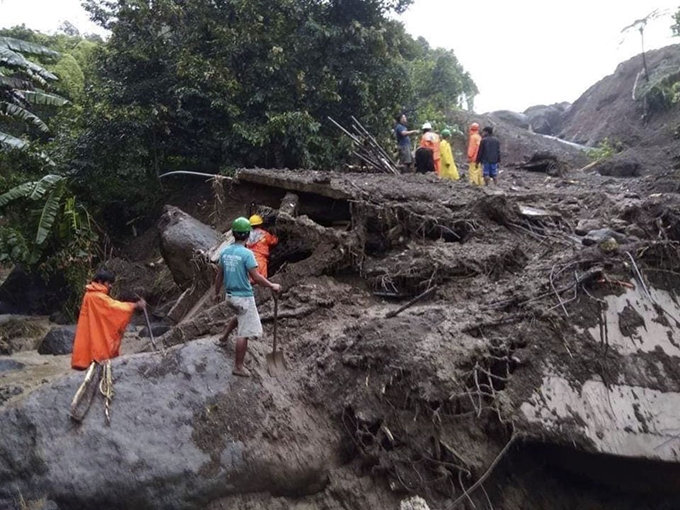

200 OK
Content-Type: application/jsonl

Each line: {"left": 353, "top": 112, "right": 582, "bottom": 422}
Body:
{"left": 70, "top": 269, "right": 146, "bottom": 421}
{"left": 71, "top": 269, "right": 146, "bottom": 371}
{"left": 419, "top": 122, "right": 441, "bottom": 176}
{"left": 215, "top": 216, "right": 281, "bottom": 377}
{"left": 477, "top": 126, "right": 501, "bottom": 186}
{"left": 246, "top": 214, "right": 278, "bottom": 278}
{"left": 467, "top": 123, "right": 484, "bottom": 186}
{"left": 439, "top": 129, "right": 460, "bottom": 181}
{"left": 394, "top": 113, "right": 418, "bottom": 173}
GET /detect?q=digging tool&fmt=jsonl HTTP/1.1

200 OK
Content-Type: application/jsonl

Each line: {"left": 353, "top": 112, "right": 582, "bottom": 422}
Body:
{"left": 266, "top": 294, "right": 287, "bottom": 375}
{"left": 142, "top": 306, "right": 159, "bottom": 352}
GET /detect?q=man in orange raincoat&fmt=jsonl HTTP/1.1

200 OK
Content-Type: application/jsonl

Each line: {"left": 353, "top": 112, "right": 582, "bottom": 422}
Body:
{"left": 246, "top": 214, "right": 278, "bottom": 278}
{"left": 419, "top": 122, "right": 441, "bottom": 176}
{"left": 71, "top": 270, "right": 145, "bottom": 370}
{"left": 467, "top": 122, "right": 484, "bottom": 186}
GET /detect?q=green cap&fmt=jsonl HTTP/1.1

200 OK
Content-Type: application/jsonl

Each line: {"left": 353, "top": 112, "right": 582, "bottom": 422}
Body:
{"left": 232, "top": 216, "right": 252, "bottom": 233}
{"left": 441, "top": 128, "right": 451, "bottom": 137}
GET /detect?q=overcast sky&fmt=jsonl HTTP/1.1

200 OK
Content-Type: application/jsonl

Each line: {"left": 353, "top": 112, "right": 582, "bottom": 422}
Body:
{"left": 1, "top": 0, "right": 678, "bottom": 113}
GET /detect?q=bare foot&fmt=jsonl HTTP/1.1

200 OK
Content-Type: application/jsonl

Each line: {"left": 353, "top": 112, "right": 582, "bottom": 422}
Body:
{"left": 232, "top": 367, "right": 251, "bottom": 378}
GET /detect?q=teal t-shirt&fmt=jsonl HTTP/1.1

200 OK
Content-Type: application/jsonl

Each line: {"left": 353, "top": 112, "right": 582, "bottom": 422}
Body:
{"left": 220, "top": 243, "right": 258, "bottom": 297}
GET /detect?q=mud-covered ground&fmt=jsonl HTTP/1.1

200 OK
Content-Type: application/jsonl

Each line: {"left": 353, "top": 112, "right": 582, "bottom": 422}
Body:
{"left": 2, "top": 163, "right": 680, "bottom": 510}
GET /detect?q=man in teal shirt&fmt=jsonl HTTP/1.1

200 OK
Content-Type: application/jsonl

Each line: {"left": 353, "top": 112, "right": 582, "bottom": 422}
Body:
{"left": 214, "top": 216, "right": 281, "bottom": 377}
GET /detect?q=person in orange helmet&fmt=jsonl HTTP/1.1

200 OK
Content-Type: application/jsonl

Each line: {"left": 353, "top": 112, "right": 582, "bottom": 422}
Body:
{"left": 419, "top": 122, "right": 441, "bottom": 176}
{"left": 467, "top": 122, "right": 484, "bottom": 186}
{"left": 246, "top": 214, "right": 278, "bottom": 278}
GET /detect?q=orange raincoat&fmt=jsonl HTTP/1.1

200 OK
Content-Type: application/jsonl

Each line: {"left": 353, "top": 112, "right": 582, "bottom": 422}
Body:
{"left": 420, "top": 132, "right": 441, "bottom": 175}
{"left": 246, "top": 227, "right": 279, "bottom": 278}
{"left": 71, "top": 283, "right": 136, "bottom": 370}
{"left": 467, "top": 125, "right": 484, "bottom": 186}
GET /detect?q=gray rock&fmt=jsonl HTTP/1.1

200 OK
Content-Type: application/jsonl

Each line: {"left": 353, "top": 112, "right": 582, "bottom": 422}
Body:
{"left": 575, "top": 219, "right": 602, "bottom": 236}
{"left": 32, "top": 500, "right": 59, "bottom": 510}
{"left": 37, "top": 326, "right": 77, "bottom": 356}
{"left": 0, "top": 339, "right": 332, "bottom": 509}
{"left": 487, "top": 110, "right": 531, "bottom": 130}
{"left": 582, "top": 228, "right": 626, "bottom": 247}
{"left": 159, "top": 206, "right": 222, "bottom": 289}
{"left": 0, "top": 359, "right": 24, "bottom": 373}
{"left": 524, "top": 103, "right": 570, "bottom": 136}
{"left": 609, "top": 218, "right": 629, "bottom": 232}
{"left": 626, "top": 224, "right": 646, "bottom": 239}
{"left": 138, "top": 324, "right": 172, "bottom": 338}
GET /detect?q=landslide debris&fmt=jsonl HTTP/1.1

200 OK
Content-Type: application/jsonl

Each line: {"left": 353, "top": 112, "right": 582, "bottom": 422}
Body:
{"left": 1, "top": 167, "right": 680, "bottom": 510}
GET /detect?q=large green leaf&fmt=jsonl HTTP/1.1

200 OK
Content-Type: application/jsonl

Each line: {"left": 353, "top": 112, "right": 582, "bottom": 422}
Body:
{"left": 0, "top": 75, "right": 33, "bottom": 90}
{"left": 0, "top": 48, "right": 58, "bottom": 82}
{"left": 0, "top": 174, "right": 64, "bottom": 207}
{"left": 36, "top": 183, "right": 65, "bottom": 245}
{"left": 19, "top": 90, "right": 69, "bottom": 107}
{"left": 0, "top": 102, "right": 49, "bottom": 132}
{"left": 0, "top": 131, "right": 29, "bottom": 150}
{"left": 0, "top": 37, "right": 60, "bottom": 59}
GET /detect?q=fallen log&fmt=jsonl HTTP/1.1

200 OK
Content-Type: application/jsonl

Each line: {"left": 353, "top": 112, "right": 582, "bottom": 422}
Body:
{"left": 279, "top": 192, "right": 299, "bottom": 217}
{"left": 385, "top": 286, "right": 438, "bottom": 319}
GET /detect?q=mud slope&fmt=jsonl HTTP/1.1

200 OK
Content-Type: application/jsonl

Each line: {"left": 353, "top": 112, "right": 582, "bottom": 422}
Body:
{"left": 560, "top": 44, "right": 680, "bottom": 177}
{"left": 2, "top": 169, "right": 680, "bottom": 510}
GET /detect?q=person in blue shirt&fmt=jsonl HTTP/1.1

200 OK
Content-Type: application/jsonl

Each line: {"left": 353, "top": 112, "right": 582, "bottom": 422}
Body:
{"left": 394, "top": 113, "right": 418, "bottom": 173}
{"left": 214, "top": 216, "right": 281, "bottom": 377}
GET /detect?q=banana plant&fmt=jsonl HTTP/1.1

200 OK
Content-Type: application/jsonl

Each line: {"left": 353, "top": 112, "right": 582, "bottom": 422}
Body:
{"left": 0, "top": 36, "right": 68, "bottom": 155}
{"left": 0, "top": 174, "right": 66, "bottom": 245}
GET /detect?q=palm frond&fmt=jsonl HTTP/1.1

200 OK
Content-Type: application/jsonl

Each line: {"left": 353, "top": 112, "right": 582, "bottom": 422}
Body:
{"left": 0, "top": 75, "right": 33, "bottom": 90}
{"left": 0, "top": 102, "right": 49, "bottom": 133}
{"left": 19, "top": 90, "right": 68, "bottom": 107}
{"left": 0, "top": 37, "right": 60, "bottom": 59}
{"left": 36, "top": 182, "right": 65, "bottom": 245}
{"left": 0, "top": 48, "right": 58, "bottom": 82}
{"left": 0, "top": 131, "right": 29, "bottom": 151}
{"left": 0, "top": 174, "right": 64, "bottom": 207}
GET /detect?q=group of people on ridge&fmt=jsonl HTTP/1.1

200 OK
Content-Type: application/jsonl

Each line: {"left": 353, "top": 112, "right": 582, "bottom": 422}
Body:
{"left": 69, "top": 214, "right": 281, "bottom": 420}
{"left": 394, "top": 113, "right": 501, "bottom": 186}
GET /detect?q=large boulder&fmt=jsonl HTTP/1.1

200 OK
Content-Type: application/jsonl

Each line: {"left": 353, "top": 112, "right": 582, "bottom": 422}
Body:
{"left": 487, "top": 110, "right": 531, "bottom": 130}
{"left": 0, "top": 339, "right": 333, "bottom": 509}
{"left": 0, "top": 266, "right": 69, "bottom": 315}
{"left": 524, "top": 102, "right": 570, "bottom": 135}
{"left": 158, "top": 206, "right": 222, "bottom": 289}
{"left": 37, "top": 326, "right": 77, "bottom": 356}
{"left": 0, "top": 359, "right": 24, "bottom": 373}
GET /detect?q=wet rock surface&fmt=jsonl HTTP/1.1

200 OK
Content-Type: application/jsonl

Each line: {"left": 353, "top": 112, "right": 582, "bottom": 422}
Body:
{"left": 37, "top": 326, "right": 77, "bottom": 356}
{"left": 159, "top": 205, "right": 222, "bottom": 288}
{"left": 0, "top": 339, "right": 333, "bottom": 510}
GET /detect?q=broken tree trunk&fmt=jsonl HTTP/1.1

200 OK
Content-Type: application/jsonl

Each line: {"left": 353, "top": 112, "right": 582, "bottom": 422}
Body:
{"left": 279, "top": 192, "right": 299, "bottom": 217}
{"left": 145, "top": 213, "right": 360, "bottom": 350}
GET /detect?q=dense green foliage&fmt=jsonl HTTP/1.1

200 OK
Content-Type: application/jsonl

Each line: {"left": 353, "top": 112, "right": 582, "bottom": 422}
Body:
{"left": 72, "top": 0, "right": 476, "bottom": 226}
{"left": 0, "top": 1, "right": 476, "bottom": 312}
{"left": 0, "top": 28, "right": 101, "bottom": 314}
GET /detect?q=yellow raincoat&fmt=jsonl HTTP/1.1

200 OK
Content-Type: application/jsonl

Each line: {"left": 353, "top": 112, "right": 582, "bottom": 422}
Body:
{"left": 439, "top": 139, "right": 459, "bottom": 181}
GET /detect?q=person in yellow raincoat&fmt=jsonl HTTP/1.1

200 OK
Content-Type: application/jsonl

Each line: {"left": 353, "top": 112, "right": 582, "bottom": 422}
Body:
{"left": 467, "top": 123, "right": 484, "bottom": 186}
{"left": 439, "top": 129, "right": 459, "bottom": 181}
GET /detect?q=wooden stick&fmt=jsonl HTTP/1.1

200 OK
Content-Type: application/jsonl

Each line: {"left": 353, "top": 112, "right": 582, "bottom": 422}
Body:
{"left": 385, "top": 286, "right": 438, "bottom": 319}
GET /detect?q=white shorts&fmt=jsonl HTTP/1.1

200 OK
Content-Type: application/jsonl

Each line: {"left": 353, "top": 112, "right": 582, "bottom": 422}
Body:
{"left": 227, "top": 295, "right": 263, "bottom": 338}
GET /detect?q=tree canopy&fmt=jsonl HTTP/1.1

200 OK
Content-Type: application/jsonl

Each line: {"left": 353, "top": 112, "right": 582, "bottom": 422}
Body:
{"left": 0, "top": 1, "right": 476, "bottom": 312}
